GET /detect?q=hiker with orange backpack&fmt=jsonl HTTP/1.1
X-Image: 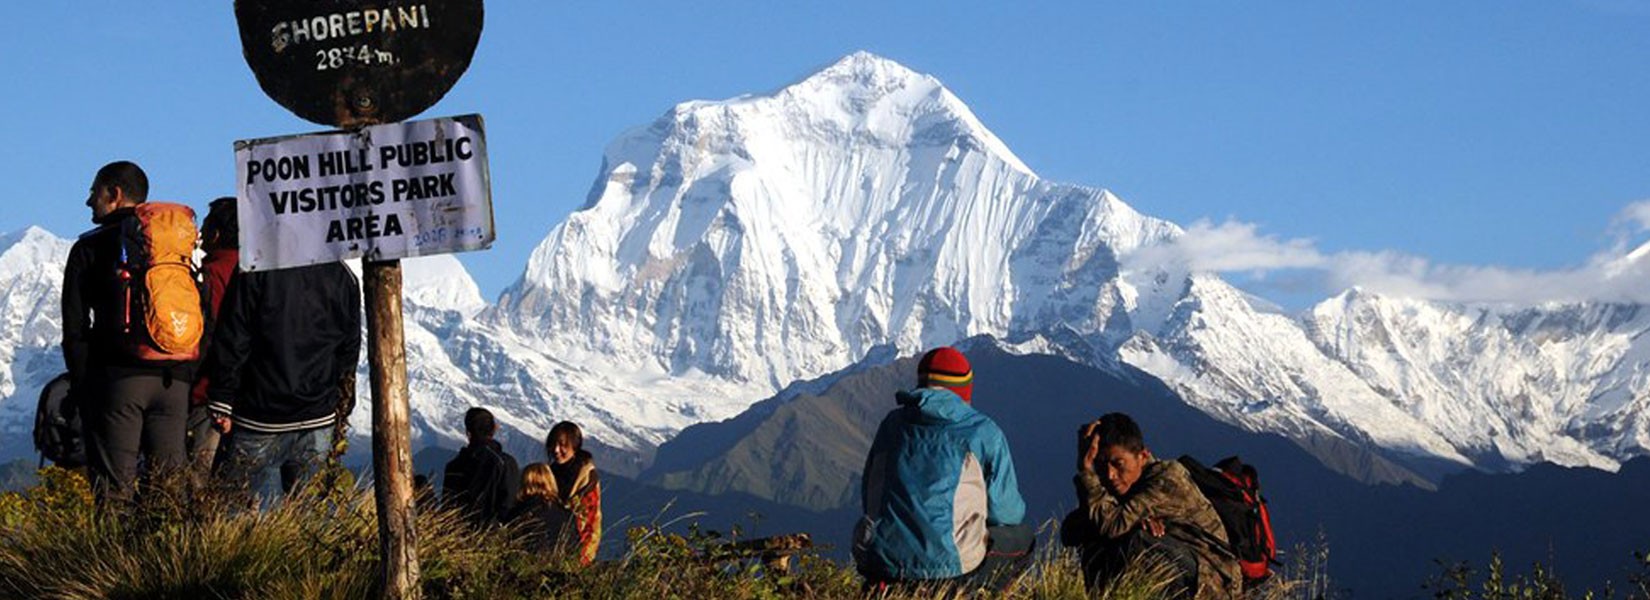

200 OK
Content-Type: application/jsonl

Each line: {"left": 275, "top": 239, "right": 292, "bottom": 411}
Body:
{"left": 1061, "top": 413, "right": 1240, "bottom": 600}
{"left": 62, "top": 161, "right": 203, "bottom": 503}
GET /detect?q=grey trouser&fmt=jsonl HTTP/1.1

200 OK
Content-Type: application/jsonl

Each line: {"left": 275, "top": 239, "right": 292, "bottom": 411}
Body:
{"left": 185, "top": 404, "right": 222, "bottom": 484}
{"left": 84, "top": 373, "right": 190, "bottom": 503}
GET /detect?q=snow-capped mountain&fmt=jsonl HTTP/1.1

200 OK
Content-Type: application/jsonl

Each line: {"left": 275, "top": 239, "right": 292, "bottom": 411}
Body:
{"left": 0, "top": 227, "right": 72, "bottom": 456}
{"left": 3, "top": 52, "right": 1646, "bottom": 478}
{"left": 1301, "top": 289, "right": 1650, "bottom": 470}
{"left": 1116, "top": 275, "right": 1471, "bottom": 469}
{"left": 482, "top": 51, "right": 1188, "bottom": 450}
{"left": 469, "top": 52, "right": 1471, "bottom": 470}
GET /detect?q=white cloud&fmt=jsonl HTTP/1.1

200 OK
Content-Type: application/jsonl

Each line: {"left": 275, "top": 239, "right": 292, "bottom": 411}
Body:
{"left": 1122, "top": 205, "right": 1650, "bottom": 305}
{"left": 1125, "top": 220, "right": 1327, "bottom": 274}
{"left": 1609, "top": 199, "right": 1650, "bottom": 244}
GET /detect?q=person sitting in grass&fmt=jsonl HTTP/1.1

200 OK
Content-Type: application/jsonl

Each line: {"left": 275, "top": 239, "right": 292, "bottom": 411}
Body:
{"left": 510, "top": 421, "right": 602, "bottom": 565}
{"left": 1062, "top": 413, "right": 1240, "bottom": 599}
{"left": 508, "top": 463, "right": 578, "bottom": 557}
{"left": 441, "top": 407, "right": 521, "bottom": 527}
{"left": 852, "top": 347, "right": 1034, "bottom": 592}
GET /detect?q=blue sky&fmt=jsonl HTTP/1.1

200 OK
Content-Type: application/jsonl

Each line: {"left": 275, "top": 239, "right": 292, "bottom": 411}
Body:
{"left": 3, "top": 2, "right": 1649, "bottom": 307}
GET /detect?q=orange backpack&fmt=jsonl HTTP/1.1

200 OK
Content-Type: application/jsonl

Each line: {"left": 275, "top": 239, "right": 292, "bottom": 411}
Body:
{"left": 117, "top": 202, "right": 204, "bottom": 362}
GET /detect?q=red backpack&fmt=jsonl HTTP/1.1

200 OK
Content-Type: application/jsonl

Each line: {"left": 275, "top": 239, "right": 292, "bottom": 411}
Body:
{"left": 1179, "top": 455, "right": 1278, "bottom": 588}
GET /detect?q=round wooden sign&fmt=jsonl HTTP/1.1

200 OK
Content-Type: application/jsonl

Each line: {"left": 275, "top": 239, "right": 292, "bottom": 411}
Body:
{"left": 235, "top": 1, "right": 484, "bottom": 127}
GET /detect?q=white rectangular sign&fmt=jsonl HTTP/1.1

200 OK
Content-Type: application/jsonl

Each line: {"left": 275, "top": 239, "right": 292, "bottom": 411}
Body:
{"left": 234, "top": 114, "right": 494, "bottom": 271}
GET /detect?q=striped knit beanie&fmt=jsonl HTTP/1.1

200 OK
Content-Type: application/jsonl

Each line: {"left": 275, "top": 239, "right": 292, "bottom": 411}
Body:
{"left": 918, "top": 347, "right": 973, "bottom": 403}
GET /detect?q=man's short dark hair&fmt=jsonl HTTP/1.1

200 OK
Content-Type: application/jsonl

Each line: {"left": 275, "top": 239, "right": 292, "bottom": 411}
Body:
{"left": 1094, "top": 412, "right": 1146, "bottom": 453}
{"left": 93, "top": 161, "right": 148, "bottom": 202}
{"left": 464, "top": 407, "right": 496, "bottom": 439}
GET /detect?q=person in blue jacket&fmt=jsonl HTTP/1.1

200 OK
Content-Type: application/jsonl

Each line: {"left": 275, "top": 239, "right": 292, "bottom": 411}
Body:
{"left": 853, "top": 346, "right": 1033, "bottom": 591}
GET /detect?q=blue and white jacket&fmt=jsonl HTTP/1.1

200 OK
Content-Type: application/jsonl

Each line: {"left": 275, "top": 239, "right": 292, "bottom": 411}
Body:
{"left": 852, "top": 387, "right": 1027, "bottom": 580}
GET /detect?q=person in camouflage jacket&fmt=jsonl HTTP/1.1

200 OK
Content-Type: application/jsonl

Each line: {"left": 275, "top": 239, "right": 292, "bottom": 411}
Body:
{"left": 1062, "top": 413, "right": 1240, "bottom": 600}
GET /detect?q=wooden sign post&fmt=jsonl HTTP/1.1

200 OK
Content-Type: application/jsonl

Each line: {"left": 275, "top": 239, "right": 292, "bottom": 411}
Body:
{"left": 364, "top": 260, "right": 416, "bottom": 597}
{"left": 233, "top": 3, "right": 486, "bottom": 598}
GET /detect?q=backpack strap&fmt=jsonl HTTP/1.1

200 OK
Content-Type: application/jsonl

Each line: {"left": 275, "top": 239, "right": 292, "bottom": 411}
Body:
{"left": 1215, "top": 455, "right": 1259, "bottom": 490}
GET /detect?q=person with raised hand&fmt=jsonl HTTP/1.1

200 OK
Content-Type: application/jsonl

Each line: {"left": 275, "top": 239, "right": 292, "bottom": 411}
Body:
{"left": 1063, "top": 413, "right": 1240, "bottom": 599}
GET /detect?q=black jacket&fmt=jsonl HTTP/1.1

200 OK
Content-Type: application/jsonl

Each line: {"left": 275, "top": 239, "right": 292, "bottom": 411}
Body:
{"left": 506, "top": 496, "right": 577, "bottom": 554}
{"left": 443, "top": 440, "right": 522, "bottom": 526}
{"left": 61, "top": 208, "right": 195, "bottom": 386}
{"left": 206, "top": 261, "right": 361, "bottom": 433}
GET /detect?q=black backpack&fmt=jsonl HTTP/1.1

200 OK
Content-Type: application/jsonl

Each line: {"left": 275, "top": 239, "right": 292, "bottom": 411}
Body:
{"left": 1178, "top": 455, "right": 1278, "bottom": 588}
{"left": 33, "top": 373, "right": 86, "bottom": 469}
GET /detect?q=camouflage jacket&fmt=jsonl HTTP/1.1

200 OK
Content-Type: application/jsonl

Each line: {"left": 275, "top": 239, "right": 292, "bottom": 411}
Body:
{"left": 1075, "top": 459, "right": 1240, "bottom": 600}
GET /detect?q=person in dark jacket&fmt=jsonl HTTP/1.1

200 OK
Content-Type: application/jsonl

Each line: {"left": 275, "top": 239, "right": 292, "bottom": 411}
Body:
{"left": 207, "top": 258, "right": 360, "bottom": 500}
{"left": 61, "top": 161, "right": 192, "bottom": 503}
{"left": 506, "top": 462, "right": 577, "bottom": 557}
{"left": 1062, "top": 413, "right": 1240, "bottom": 600}
{"left": 853, "top": 347, "right": 1033, "bottom": 592}
{"left": 186, "top": 197, "right": 238, "bottom": 482}
{"left": 442, "top": 407, "right": 521, "bottom": 526}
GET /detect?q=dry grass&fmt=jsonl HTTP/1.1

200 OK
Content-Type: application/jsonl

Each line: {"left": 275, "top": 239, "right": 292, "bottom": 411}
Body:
{"left": 0, "top": 467, "right": 1222, "bottom": 600}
